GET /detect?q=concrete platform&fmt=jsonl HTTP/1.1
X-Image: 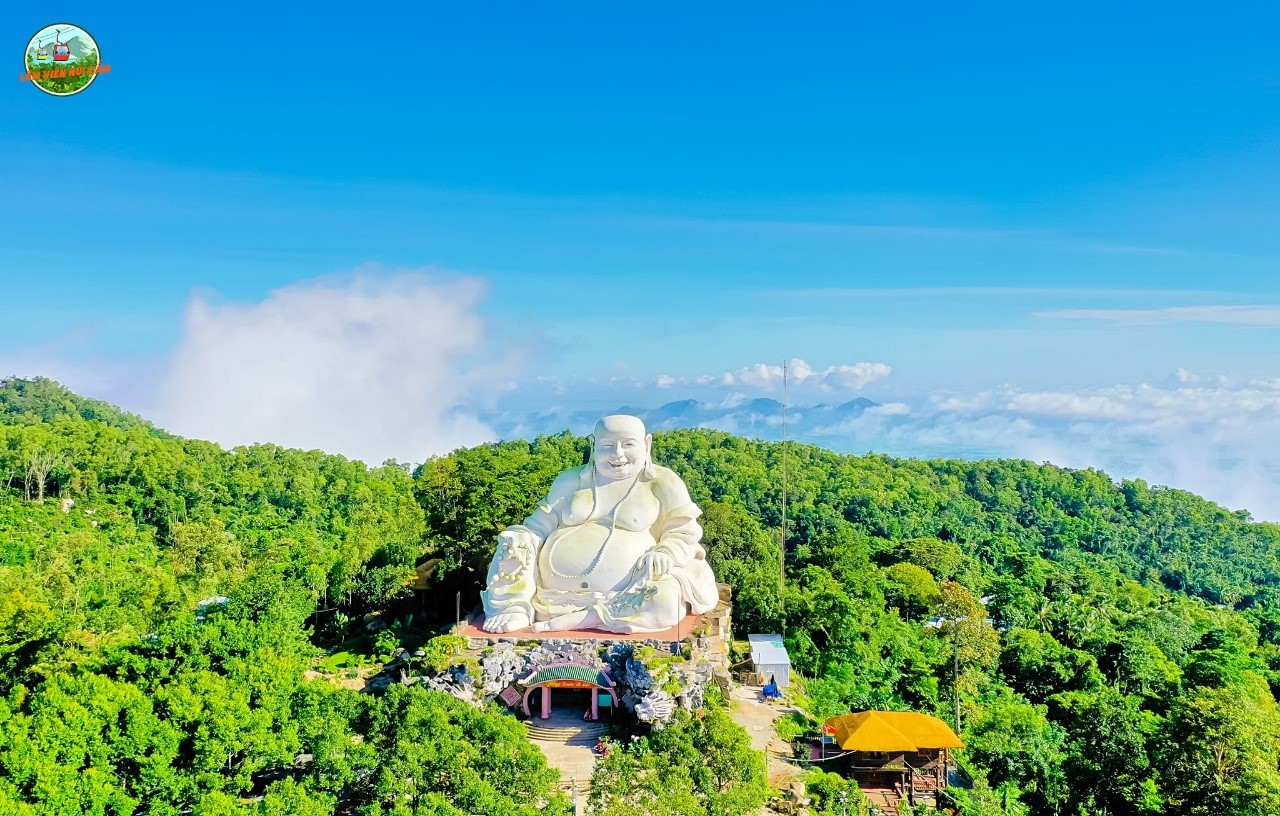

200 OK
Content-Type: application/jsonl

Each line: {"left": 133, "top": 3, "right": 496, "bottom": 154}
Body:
{"left": 461, "top": 612, "right": 704, "bottom": 643}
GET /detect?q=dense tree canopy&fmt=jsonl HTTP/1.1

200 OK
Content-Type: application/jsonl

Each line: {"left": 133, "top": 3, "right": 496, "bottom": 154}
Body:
{"left": 419, "top": 425, "right": 1280, "bottom": 816}
{"left": 4, "top": 377, "right": 1280, "bottom": 815}
{"left": 588, "top": 703, "right": 768, "bottom": 816}
{"left": 0, "top": 380, "right": 565, "bottom": 814}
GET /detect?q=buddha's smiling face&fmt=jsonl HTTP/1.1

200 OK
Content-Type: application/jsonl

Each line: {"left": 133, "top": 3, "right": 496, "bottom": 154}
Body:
{"left": 593, "top": 416, "right": 651, "bottom": 481}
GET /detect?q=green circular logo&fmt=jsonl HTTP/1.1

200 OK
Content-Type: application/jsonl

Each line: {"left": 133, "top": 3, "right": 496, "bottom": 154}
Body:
{"left": 25, "top": 23, "right": 101, "bottom": 96}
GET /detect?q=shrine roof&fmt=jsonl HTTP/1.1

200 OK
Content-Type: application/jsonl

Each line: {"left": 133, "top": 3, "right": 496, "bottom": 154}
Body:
{"left": 521, "top": 664, "right": 615, "bottom": 688}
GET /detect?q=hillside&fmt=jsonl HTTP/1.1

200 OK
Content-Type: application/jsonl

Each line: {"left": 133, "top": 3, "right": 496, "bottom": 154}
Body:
{"left": 0, "top": 376, "right": 163, "bottom": 434}
{"left": 418, "top": 433, "right": 1280, "bottom": 815}
{"left": 3, "top": 378, "right": 1280, "bottom": 815}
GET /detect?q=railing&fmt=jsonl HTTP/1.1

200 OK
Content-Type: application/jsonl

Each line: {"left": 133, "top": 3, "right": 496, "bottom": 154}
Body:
{"left": 902, "top": 760, "right": 944, "bottom": 804}
{"left": 844, "top": 758, "right": 942, "bottom": 806}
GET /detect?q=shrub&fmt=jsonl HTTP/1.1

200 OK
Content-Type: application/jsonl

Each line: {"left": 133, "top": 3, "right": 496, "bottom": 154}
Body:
{"left": 420, "top": 633, "right": 468, "bottom": 673}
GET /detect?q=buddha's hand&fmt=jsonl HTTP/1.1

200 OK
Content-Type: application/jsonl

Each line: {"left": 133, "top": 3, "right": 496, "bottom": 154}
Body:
{"left": 636, "top": 550, "right": 675, "bottom": 580}
{"left": 497, "top": 529, "right": 537, "bottom": 561}
{"left": 483, "top": 610, "right": 531, "bottom": 633}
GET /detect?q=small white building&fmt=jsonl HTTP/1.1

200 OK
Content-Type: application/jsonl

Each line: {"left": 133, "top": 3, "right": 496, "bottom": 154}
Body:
{"left": 748, "top": 633, "right": 791, "bottom": 688}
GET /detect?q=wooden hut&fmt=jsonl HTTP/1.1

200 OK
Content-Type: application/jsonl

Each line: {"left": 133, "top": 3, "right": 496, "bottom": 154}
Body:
{"left": 823, "top": 711, "right": 963, "bottom": 809}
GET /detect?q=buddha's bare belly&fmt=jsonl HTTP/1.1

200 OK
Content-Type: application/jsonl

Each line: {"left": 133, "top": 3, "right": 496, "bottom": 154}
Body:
{"left": 539, "top": 523, "right": 654, "bottom": 593}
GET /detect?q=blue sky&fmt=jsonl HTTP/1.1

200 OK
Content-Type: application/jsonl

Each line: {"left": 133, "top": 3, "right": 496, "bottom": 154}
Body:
{"left": 3, "top": 3, "right": 1280, "bottom": 516}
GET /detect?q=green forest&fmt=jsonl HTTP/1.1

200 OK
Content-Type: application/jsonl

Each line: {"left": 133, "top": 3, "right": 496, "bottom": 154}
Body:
{"left": 3, "top": 375, "right": 1280, "bottom": 815}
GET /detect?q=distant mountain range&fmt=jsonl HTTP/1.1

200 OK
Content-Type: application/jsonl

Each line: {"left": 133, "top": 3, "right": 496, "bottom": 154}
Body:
{"left": 483, "top": 397, "right": 879, "bottom": 441}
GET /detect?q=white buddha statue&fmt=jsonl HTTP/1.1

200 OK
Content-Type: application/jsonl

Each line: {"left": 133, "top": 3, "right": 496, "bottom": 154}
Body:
{"left": 481, "top": 415, "right": 720, "bottom": 634}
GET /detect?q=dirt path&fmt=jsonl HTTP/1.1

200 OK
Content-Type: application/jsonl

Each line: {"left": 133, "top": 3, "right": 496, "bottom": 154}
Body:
{"left": 729, "top": 685, "right": 804, "bottom": 789}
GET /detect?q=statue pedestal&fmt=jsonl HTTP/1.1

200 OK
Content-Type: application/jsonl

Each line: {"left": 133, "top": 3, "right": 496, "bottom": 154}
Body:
{"left": 460, "top": 612, "right": 705, "bottom": 646}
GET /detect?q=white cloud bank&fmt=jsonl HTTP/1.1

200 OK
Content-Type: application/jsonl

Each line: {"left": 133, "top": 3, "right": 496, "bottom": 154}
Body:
{"left": 8, "top": 290, "right": 1278, "bottom": 523}
{"left": 659, "top": 357, "right": 892, "bottom": 391}
{"left": 819, "top": 376, "right": 1280, "bottom": 521}
{"left": 157, "top": 268, "right": 513, "bottom": 465}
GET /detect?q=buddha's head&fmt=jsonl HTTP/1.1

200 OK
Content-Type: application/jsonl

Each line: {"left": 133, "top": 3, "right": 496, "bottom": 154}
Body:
{"left": 591, "top": 415, "right": 653, "bottom": 481}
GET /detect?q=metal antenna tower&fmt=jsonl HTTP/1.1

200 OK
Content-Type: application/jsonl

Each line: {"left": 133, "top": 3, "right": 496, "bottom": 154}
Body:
{"left": 780, "top": 360, "right": 788, "bottom": 629}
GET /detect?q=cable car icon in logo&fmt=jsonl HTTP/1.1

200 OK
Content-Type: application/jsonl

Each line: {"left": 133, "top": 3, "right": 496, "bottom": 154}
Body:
{"left": 24, "top": 23, "right": 101, "bottom": 96}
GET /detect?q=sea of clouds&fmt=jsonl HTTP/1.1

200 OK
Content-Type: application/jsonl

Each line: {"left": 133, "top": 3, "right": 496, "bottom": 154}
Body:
{"left": 806, "top": 375, "right": 1280, "bottom": 521}
{"left": 2, "top": 271, "right": 1276, "bottom": 522}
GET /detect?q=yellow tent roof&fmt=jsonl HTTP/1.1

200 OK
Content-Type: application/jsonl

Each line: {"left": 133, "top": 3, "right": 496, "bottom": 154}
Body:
{"left": 825, "top": 711, "right": 964, "bottom": 752}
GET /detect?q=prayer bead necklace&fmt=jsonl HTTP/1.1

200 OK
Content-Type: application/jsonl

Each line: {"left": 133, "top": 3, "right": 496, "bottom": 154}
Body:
{"left": 546, "top": 464, "right": 644, "bottom": 581}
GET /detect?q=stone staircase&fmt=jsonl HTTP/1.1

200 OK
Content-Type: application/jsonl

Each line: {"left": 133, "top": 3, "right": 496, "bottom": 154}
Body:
{"left": 862, "top": 787, "right": 902, "bottom": 815}
{"left": 526, "top": 720, "right": 610, "bottom": 745}
{"left": 559, "top": 778, "right": 591, "bottom": 796}
{"left": 559, "top": 777, "right": 592, "bottom": 814}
